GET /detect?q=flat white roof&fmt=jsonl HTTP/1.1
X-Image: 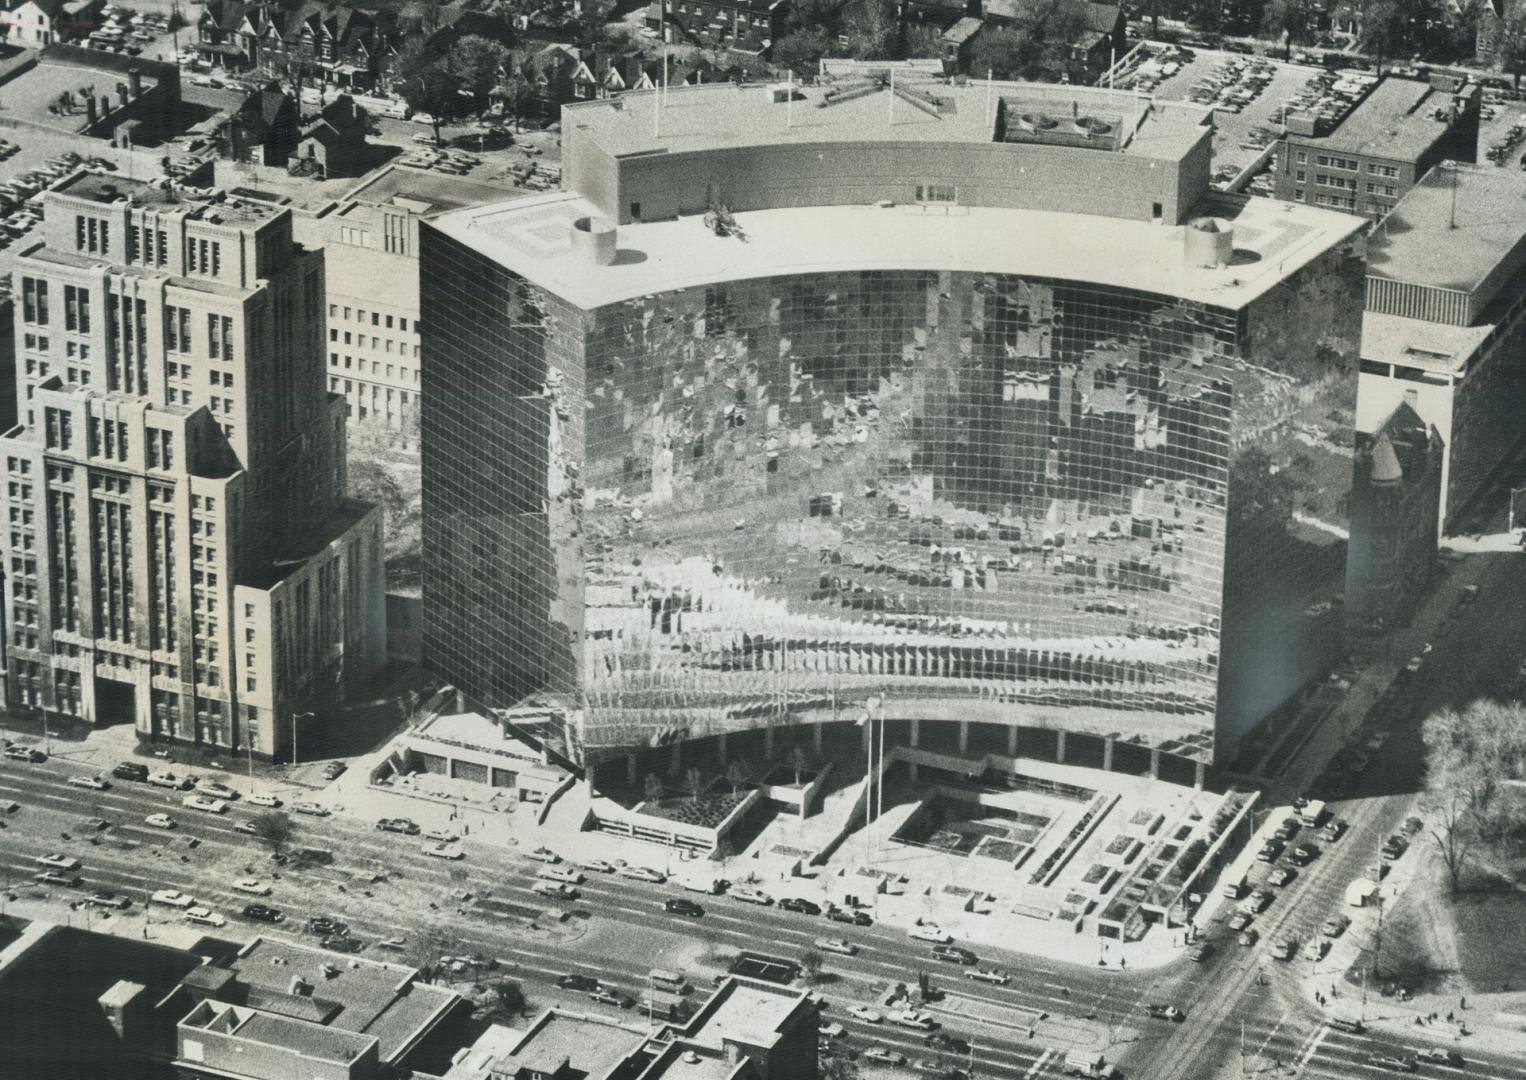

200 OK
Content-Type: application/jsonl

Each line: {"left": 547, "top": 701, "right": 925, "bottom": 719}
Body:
{"left": 429, "top": 190, "right": 1366, "bottom": 312}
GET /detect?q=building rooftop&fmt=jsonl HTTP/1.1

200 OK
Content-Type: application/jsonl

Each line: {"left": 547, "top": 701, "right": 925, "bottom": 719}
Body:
{"left": 429, "top": 187, "right": 1365, "bottom": 312}
{"left": 563, "top": 80, "right": 1211, "bottom": 162}
{"left": 1360, "top": 311, "right": 1490, "bottom": 375}
{"left": 679, "top": 980, "right": 807, "bottom": 1052}
{"left": 642, "top": 1043, "right": 745, "bottom": 1080}
{"left": 219, "top": 937, "right": 455, "bottom": 1063}
{"left": 490, "top": 1011, "right": 647, "bottom": 1078}
{"left": 184, "top": 1002, "right": 378, "bottom": 1064}
{"left": 1290, "top": 75, "right": 1465, "bottom": 160}
{"left": 1366, "top": 163, "right": 1526, "bottom": 294}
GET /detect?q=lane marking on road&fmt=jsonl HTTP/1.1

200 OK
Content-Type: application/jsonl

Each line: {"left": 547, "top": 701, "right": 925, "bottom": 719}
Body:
{"left": 1024, "top": 1049, "right": 1054, "bottom": 1078}
{"left": 1298, "top": 1024, "right": 1330, "bottom": 1072}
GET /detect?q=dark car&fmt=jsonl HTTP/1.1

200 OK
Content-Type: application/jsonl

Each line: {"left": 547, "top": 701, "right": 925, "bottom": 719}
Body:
{"left": 1320, "top": 819, "right": 1348, "bottom": 843}
{"left": 589, "top": 988, "right": 635, "bottom": 1008}
{"left": 112, "top": 762, "right": 149, "bottom": 781}
{"left": 780, "top": 898, "right": 822, "bottom": 916}
{"left": 923, "top": 1032, "right": 971, "bottom": 1054}
{"left": 664, "top": 897, "right": 705, "bottom": 917}
{"left": 306, "top": 916, "right": 347, "bottom": 936}
{"left": 1368, "top": 1054, "right": 1417, "bottom": 1073}
{"left": 1188, "top": 942, "right": 1215, "bottom": 963}
{"left": 1146, "top": 1003, "right": 1187, "bottom": 1022}
{"left": 242, "top": 903, "right": 284, "bottom": 923}
{"left": 558, "top": 973, "right": 601, "bottom": 992}
{"left": 320, "top": 761, "right": 347, "bottom": 781}
{"left": 827, "top": 906, "right": 873, "bottom": 926}
{"left": 1256, "top": 840, "right": 1283, "bottom": 863}
{"left": 376, "top": 818, "right": 421, "bottom": 834}
{"left": 322, "top": 936, "right": 364, "bottom": 954}
{"left": 1288, "top": 844, "right": 1320, "bottom": 866}
{"left": 1382, "top": 835, "right": 1409, "bottom": 860}
{"left": 932, "top": 945, "right": 978, "bottom": 965}
{"left": 1274, "top": 817, "right": 1301, "bottom": 842}
{"left": 3, "top": 745, "right": 45, "bottom": 763}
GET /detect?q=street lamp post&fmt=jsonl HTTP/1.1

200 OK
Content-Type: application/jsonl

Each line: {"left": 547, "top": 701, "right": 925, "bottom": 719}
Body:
{"left": 290, "top": 711, "right": 314, "bottom": 767}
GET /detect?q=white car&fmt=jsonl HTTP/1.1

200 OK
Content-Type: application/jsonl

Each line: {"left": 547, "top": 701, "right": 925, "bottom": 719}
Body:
{"left": 848, "top": 1004, "right": 883, "bottom": 1023}
{"left": 891, "top": 1010, "right": 936, "bottom": 1030}
{"left": 527, "top": 847, "right": 561, "bottom": 864}
{"left": 423, "top": 843, "right": 464, "bottom": 860}
{"left": 151, "top": 889, "right": 196, "bottom": 908}
{"left": 183, "top": 906, "right": 226, "bottom": 927}
{"left": 67, "top": 774, "right": 110, "bottom": 790}
{"left": 536, "top": 865, "right": 583, "bottom": 884}
{"left": 34, "top": 853, "right": 82, "bottom": 870}
{"left": 246, "top": 793, "right": 282, "bottom": 807}
{"left": 148, "top": 771, "right": 191, "bottom": 790}
{"left": 195, "top": 780, "right": 239, "bottom": 800}
{"left": 181, "top": 794, "right": 227, "bottom": 814}
{"left": 819, "top": 1021, "right": 846, "bottom": 1038}
{"left": 815, "top": 937, "right": 858, "bottom": 956}
{"left": 424, "top": 827, "right": 460, "bottom": 843}
{"left": 144, "top": 813, "right": 177, "bottom": 829}
{"left": 864, "top": 1047, "right": 907, "bottom": 1065}
{"left": 617, "top": 865, "right": 665, "bottom": 883}
{"left": 234, "top": 821, "right": 258, "bottom": 834}
{"left": 232, "top": 878, "right": 271, "bottom": 896}
{"left": 731, "top": 886, "right": 773, "bottom": 905}
{"left": 532, "top": 880, "right": 579, "bottom": 899}
{"left": 908, "top": 925, "right": 953, "bottom": 944}
{"left": 966, "top": 968, "right": 1010, "bottom": 985}
{"left": 292, "top": 801, "right": 330, "bottom": 817}
{"left": 579, "top": 859, "right": 616, "bottom": 874}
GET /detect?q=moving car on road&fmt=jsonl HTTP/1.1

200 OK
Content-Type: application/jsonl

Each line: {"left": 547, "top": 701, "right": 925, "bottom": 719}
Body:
{"left": 664, "top": 897, "right": 704, "bottom": 917}
{"left": 377, "top": 818, "right": 420, "bottom": 834}
{"left": 67, "top": 774, "right": 110, "bottom": 791}
{"left": 1145, "top": 1004, "right": 1187, "bottom": 1021}
{"left": 536, "top": 864, "right": 583, "bottom": 885}
{"left": 112, "top": 762, "right": 149, "bottom": 781}
{"left": 194, "top": 780, "right": 239, "bottom": 800}
{"left": 966, "top": 968, "right": 1010, "bottom": 985}
{"left": 819, "top": 1021, "right": 846, "bottom": 1038}
{"left": 1368, "top": 1054, "right": 1417, "bottom": 1073}
{"left": 589, "top": 988, "right": 634, "bottom": 1009}
{"left": 848, "top": 1005, "right": 883, "bottom": 1022}
{"left": 231, "top": 878, "right": 271, "bottom": 895}
{"left": 148, "top": 771, "right": 192, "bottom": 790}
{"left": 864, "top": 1047, "right": 907, "bottom": 1065}
{"left": 826, "top": 905, "right": 872, "bottom": 926}
{"left": 1418, "top": 1048, "right": 1464, "bottom": 1066}
{"left": 558, "top": 974, "right": 600, "bottom": 992}
{"left": 532, "top": 881, "right": 579, "bottom": 900}
{"left": 34, "top": 871, "right": 83, "bottom": 887}
{"left": 578, "top": 859, "right": 616, "bottom": 874}
{"left": 527, "top": 847, "right": 561, "bottom": 864}
{"left": 932, "top": 945, "right": 978, "bottom": 965}
{"left": 247, "top": 793, "right": 282, "bottom": 807}
{"left": 292, "top": 801, "right": 330, "bottom": 817}
{"left": 422, "top": 843, "right": 464, "bottom": 860}
{"left": 424, "top": 827, "right": 460, "bottom": 843}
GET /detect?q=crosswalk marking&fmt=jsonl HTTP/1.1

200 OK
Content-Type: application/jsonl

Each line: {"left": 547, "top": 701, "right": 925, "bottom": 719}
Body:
{"left": 1298, "top": 1024, "right": 1330, "bottom": 1072}
{"left": 1024, "top": 1048, "right": 1053, "bottom": 1077}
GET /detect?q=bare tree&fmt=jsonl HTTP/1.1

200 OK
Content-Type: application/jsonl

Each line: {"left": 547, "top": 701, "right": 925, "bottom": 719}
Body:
{"left": 684, "top": 765, "right": 705, "bottom": 803}
{"left": 725, "top": 760, "right": 749, "bottom": 794}
{"left": 248, "top": 811, "right": 296, "bottom": 858}
{"left": 791, "top": 744, "right": 810, "bottom": 786}
{"left": 1420, "top": 699, "right": 1526, "bottom": 891}
{"left": 643, "top": 773, "right": 664, "bottom": 804}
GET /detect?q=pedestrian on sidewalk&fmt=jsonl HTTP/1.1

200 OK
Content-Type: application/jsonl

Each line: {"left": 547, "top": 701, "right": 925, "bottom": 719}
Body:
{"left": 1447, "top": 1011, "right": 1454, "bottom": 1022}
{"left": 1461, "top": 996, "right": 1467, "bottom": 1010}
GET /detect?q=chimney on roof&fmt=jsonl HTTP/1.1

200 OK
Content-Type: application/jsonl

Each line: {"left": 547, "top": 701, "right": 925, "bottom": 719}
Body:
{"left": 87, "top": 95, "right": 98, "bottom": 125}
{"left": 128, "top": 67, "right": 142, "bottom": 97}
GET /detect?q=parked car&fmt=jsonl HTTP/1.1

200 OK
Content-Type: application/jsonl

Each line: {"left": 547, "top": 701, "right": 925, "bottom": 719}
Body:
{"left": 183, "top": 906, "right": 226, "bottom": 927}
{"left": 3, "top": 745, "right": 45, "bottom": 762}
{"left": 932, "top": 945, "right": 978, "bottom": 965}
{"left": 533, "top": 881, "right": 579, "bottom": 900}
{"left": 618, "top": 864, "right": 665, "bottom": 883}
{"left": 320, "top": 762, "right": 347, "bottom": 781}
{"left": 1368, "top": 1054, "right": 1417, "bottom": 1073}
{"left": 579, "top": 859, "right": 616, "bottom": 874}
{"left": 241, "top": 904, "right": 284, "bottom": 922}
{"left": 144, "top": 813, "right": 177, "bottom": 829}
{"left": 965, "top": 968, "right": 1010, "bottom": 985}
{"left": 527, "top": 846, "right": 561, "bottom": 864}
{"left": 1267, "top": 867, "right": 1297, "bottom": 887}
{"left": 826, "top": 905, "right": 872, "bottom": 926}
{"left": 847, "top": 1005, "right": 883, "bottom": 1022}
{"left": 306, "top": 916, "right": 347, "bottom": 936}
{"left": 322, "top": 936, "right": 363, "bottom": 954}
{"left": 148, "top": 771, "right": 192, "bottom": 790}
{"left": 1320, "top": 915, "right": 1351, "bottom": 938}
{"left": 86, "top": 890, "right": 131, "bottom": 910}
{"left": 1227, "top": 911, "right": 1254, "bottom": 932}
{"left": 908, "top": 925, "right": 954, "bottom": 944}
{"left": 424, "top": 827, "right": 460, "bottom": 843}
{"left": 1238, "top": 929, "right": 1259, "bottom": 947}
{"left": 181, "top": 794, "right": 227, "bottom": 814}
{"left": 864, "top": 1047, "right": 907, "bottom": 1065}
{"left": 67, "top": 774, "right": 110, "bottom": 791}
{"left": 194, "top": 780, "right": 239, "bottom": 800}
{"left": 558, "top": 973, "right": 601, "bottom": 991}
{"left": 377, "top": 817, "right": 420, "bottom": 834}
{"left": 35, "top": 853, "right": 82, "bottom": 870}
{"left": 231, "top": 878, "right": 271, "bottom": 895}
{"left": 152, "top": 890, "right": 196, "bottom": 908}
{"left": 422, "top": 843, "right": 464, "bottom": 860}
{"left": 1145, "top": 1003, "right": 1187, "bottom": 1021}
{"left": 112, "top": 762, "right": 149, "bottom": 781}
{"left": 1273, "top": 938, "right": 1297, "bottom": 961}
{"left": 780, "top": 898, "right": 821, "bottom": 916}
{"left": 589, "top": 988, "right": 635, "bottom": 1008}
{"left": 246, "top": 793, "right": 282, "bottom": 807}
{"left": 732, "top": 886, "right": 773, "bottom": 905}
{"left": 292, "top": 801, "right": 330, "bottom": 817}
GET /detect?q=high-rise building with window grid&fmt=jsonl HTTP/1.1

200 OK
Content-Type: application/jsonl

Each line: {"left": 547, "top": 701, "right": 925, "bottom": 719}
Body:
{"left": 420, "top": 74, "right": 1368, "bottom": 788}
{"left": 0, "top": 172, "right": 386, "bottom": 757}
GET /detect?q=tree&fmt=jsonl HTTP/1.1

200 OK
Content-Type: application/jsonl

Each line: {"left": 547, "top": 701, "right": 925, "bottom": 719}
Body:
{"left": 970, "top": 27, "right": 1033, "bottom": 80}
{"left": 1259, "top": 0, "right": 1307, "bottom": 46}
{"left": 571, "top": 0, "right": 617, "bottom": 48}
{"left": 410, "top": 921, "right": 456, "bottom": 982}
{"left": 821, "top": 1054, "right": 863, "bottom": 1080}
{"left": 492, "top": 979, "right": 528, "bottom": 1017}
{"left": 1494, "top": 6, "right": 1526, "bottom": 89}
{"left": 725, "top": 760, "right": 749, "bottom": 794}
{"left": 902, "top": 22, "right": 945, "bottom": 60}
{"left": 772, "top": 28, "right": 833, "bottom": 77}
{"left": 644, "top": 772, "right": 665, "bottom": 804}
{"left": 249, "top": 811, "right": 295, "bottom": 858}
{"left": 684, "top": 765, "right": 705, "bottom": 803}
{"left": 496, "top": 72, "right": 536, "bottom": 133}
{"left": 799, "top": 948, "right": 825, "bottom": 982}
{"left": 393, "top": 38, "right": 458, "bottom": 143}
{"left": 449, "top": 35, "right": 511, "bottom": 102}
{"left": 841, "top": 0, "right": 895, "bottom": 59}
{"left": 1421, "top": 699, "right": 1526, "bottom": 891}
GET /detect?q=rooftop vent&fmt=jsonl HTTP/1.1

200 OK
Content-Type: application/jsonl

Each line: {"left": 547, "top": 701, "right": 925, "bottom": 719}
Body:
{"left": 1073, "top": 116, "right": 1113, "bottom": 137}
{"left": 570, "top": 215, "right": 617, "bottom": 266}
{"left": 1017, "top": 113, "right": 1058, "bottom": 132}
{"left": 1184, "top": 217, "right": 1233, "bottom": 269}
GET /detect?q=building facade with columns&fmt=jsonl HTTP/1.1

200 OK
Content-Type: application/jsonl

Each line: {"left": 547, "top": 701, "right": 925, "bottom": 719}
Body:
{"left": 0, "top": 173, "right": 385, "bottom": 757}
{"left": 419, "top": 70, "right": 1369, "bottom": 789}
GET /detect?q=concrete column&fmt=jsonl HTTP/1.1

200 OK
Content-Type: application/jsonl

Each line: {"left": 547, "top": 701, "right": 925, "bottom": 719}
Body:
{"left": 1102, "top": 737, "right": 1115, "bottom": 772}
{"left": 910, "top": 718, "right": 921, "bottom": 748}
{"left": 1056, "top": 729, "right": 1067, "bottom": 764}
{"left": 1150, "top": 748, "right": 1162, "bottom": 780}
{"left": 626, "top": 753, "right": 637, "bottom": 784}
{"left": 862, "top": 719, "right": 872, "bottom": 754}
{"left": 716, "top": 732, "right": 727, "bottom": 766}
{"left": 1194, "top": 760, "right": 1206, "bottom": 790}
{"left": 764, "top": 726, "right": 774, "bottom": 758}
{"left": 813, "top": 721, "right": 823, "bottom": 753}
{"left": 1007, "top": 724, "right": 1019, "bottom": 757}
{"left": 671, "top": 740, "right": 682, "bottom": 773}
{"left": 958, "top": 720, "right": 970, "bottom": 754}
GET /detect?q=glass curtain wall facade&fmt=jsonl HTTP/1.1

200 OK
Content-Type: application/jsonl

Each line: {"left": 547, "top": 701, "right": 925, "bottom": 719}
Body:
{"left": 422, "top": 229, "right": 1362, "bottom": 769}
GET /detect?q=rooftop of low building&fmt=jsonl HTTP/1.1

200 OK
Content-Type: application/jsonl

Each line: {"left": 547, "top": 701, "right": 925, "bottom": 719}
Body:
{"left": 1287, "top": 74, "right": 1472, "bottom": 160}
{"left": 1366, "top": 163, "right": 1526, "bottom": 296}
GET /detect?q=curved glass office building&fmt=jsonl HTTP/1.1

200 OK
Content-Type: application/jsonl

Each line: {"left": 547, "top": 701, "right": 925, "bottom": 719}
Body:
{"left": 420, "top": 76, "right": 1367, "bottom": 784}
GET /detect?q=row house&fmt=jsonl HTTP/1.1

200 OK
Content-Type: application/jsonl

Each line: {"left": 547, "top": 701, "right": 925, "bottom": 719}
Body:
{"left": 195, "top": 0, "right": 394, "bottom": 91}
{"left": 645, "top": 0, "right": 789, "bottom": 56}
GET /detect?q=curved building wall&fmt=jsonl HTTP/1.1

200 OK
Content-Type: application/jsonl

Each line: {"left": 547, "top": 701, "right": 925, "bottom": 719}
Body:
{"left": 422, "top": 222, "right": 1364, "bottom": 768}
{"left": 593, "top": 138, "right": 1209, "bottom": 226}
